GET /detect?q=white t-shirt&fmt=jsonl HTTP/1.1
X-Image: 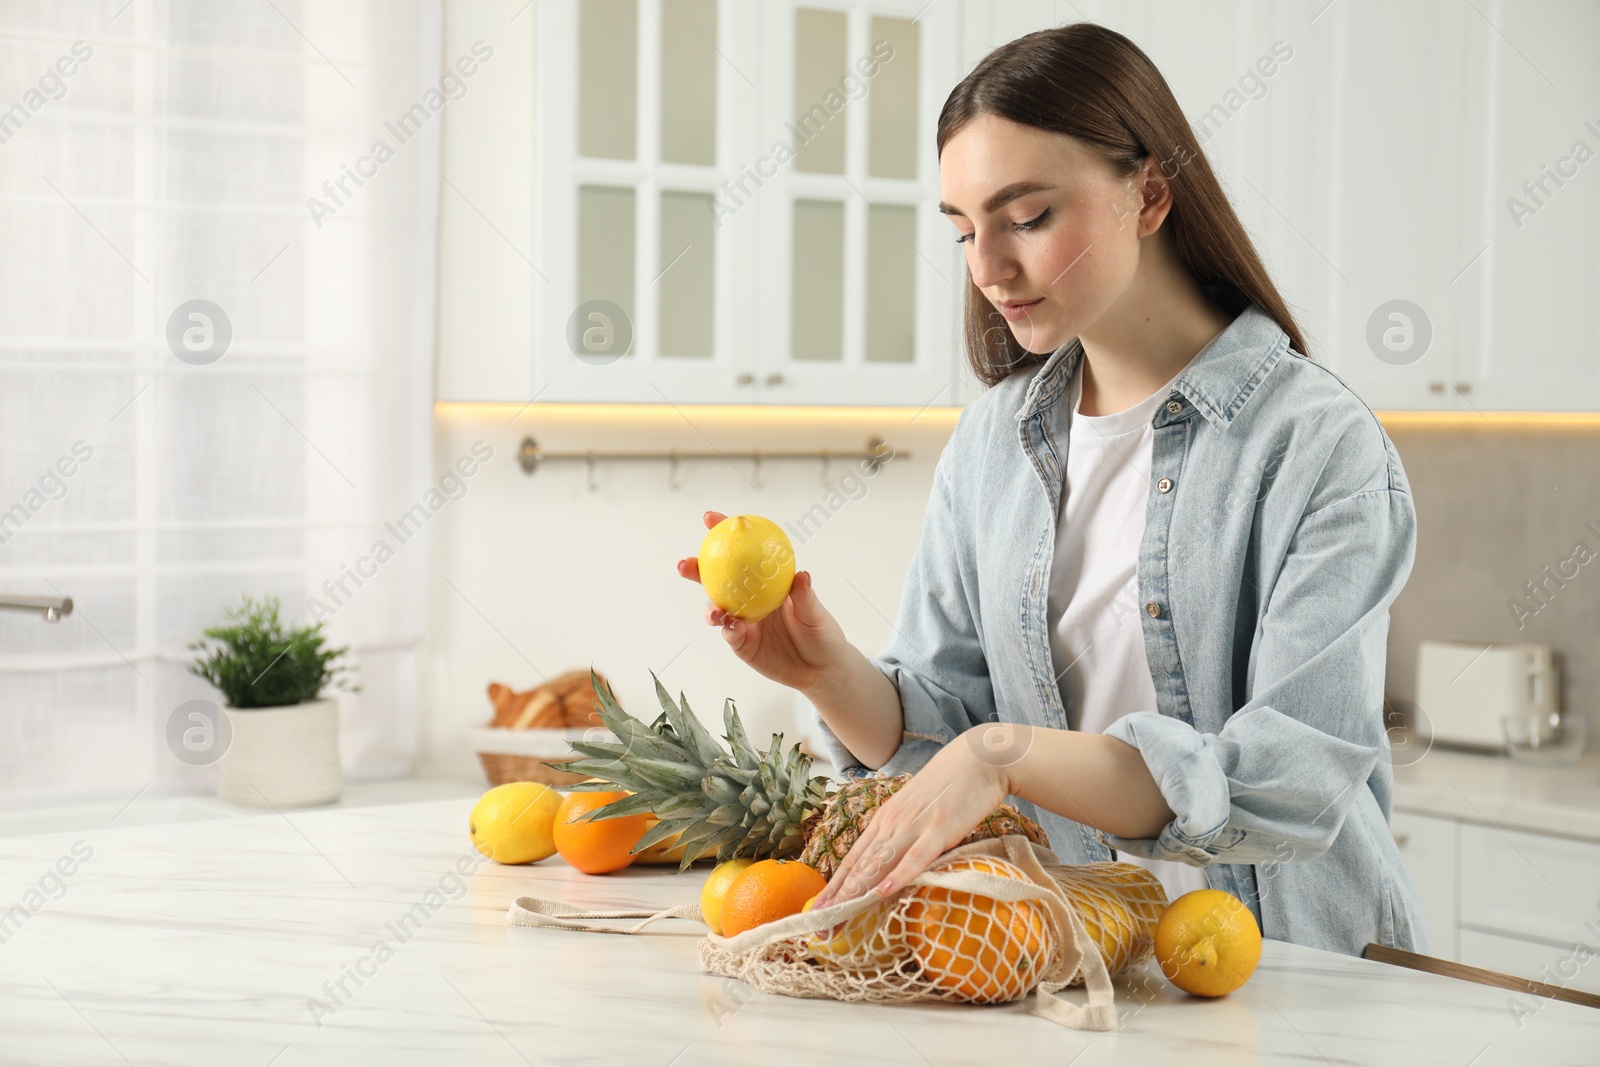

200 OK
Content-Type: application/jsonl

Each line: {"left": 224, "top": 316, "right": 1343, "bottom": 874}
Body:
{"left": 1046, "top": 358, "right": 1211, "bottom": 903}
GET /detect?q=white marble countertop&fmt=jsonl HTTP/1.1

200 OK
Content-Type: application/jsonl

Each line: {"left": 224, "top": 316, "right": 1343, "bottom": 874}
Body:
{"left": 1, "top": 798, "right": 1594, "bottom": 1066}
{"left": 1392, "top": 740, "right": 1600, "bottom": 842}
{"left": 0, "top": 776, "right": 485, "bottom": 840}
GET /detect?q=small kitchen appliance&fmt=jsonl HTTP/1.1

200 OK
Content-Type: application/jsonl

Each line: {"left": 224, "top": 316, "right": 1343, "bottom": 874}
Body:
{"left": 1414, "top": 640, "right": 1559, "bottom": 752}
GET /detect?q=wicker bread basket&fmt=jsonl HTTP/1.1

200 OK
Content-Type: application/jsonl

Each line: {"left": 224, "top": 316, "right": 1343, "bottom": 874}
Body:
{"left": 472, "top": 726, "right": 615, "bottom": 788}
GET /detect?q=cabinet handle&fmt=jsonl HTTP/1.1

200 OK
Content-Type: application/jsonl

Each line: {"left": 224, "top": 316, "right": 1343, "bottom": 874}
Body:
{"left": 764, "top": 372, "right": 785, "bottom": 386}
{"left": 1428, "top": 382, "right": 1445, "bottom": 394}
{"left": 1453, "top": 381, "right": 1472, "bottom": 395}
{"left": 735, "top": 372, "right": 754, "bottom": 386}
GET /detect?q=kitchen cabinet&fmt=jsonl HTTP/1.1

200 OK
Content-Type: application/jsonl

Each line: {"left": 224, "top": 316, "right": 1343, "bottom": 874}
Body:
{"left": 1391, "top": 745, "right": 1600, "bottom": 997}
{"left": 1465, "top": 927, "right": 1600, "bottom": 1004}
{"left": 441, "top": 0, "right": 1600, "bottom": 411}
{"left": 1328, "top": 0, "right": 1600, "bottom": 412}
{"left": 1317, "top": 0, "right": 1479, "bottom": 413}
{"left": 1458, "top": 1, "right": 1600, "bottom": 412}
{"left": 1458, "top": 823, "right": 1600, "bottom": 950}
{"left": 439, "top": 0, "right": 965, "bottom": 407}
{"left": 1391, "top": 810, "right": 1460, "bottom": 959}
{"left": 743, "top": 1, "right": 966, "bottom": 409}
{"left": 1460, "top": 929, "right": 1600, "bottom": 1000}
{"left": 1395, "top": 809, "right": 1600, "bottom": 994}
{"left": 959, "top": 1, "right": 1600, "bottom": 414}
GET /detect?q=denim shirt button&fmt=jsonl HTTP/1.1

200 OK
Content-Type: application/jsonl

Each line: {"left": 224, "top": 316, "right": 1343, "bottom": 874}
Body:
{"left": 1165, "top": 400, "right": 1183, "bottom": 415}
{"left": 1157, "top": 477, "right": 1173, "bottom": 493}
{"left": 1145, "top": 601, "right": 1162, "bottom": 618}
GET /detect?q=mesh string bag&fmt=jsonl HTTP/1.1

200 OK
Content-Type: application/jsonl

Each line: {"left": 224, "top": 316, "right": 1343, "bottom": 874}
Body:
{"left": 507, "top": 833, "right": 1169, "bottom": 1032}
{"left": 1051, "top": 859, "right": 1169, "bottom": 976}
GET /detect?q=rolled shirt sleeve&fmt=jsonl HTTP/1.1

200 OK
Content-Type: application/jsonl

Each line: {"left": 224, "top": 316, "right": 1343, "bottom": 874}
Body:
{"left": 811, "top": 456, "right": 991, "bottom": 778}
{"left": 1101, "top": 486, "right": 1415, "bottom": 866}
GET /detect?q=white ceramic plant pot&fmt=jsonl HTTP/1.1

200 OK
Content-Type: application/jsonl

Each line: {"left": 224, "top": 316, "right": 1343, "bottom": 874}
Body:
{"left": 217, "top": 698, "right": 343, "bottom": 808}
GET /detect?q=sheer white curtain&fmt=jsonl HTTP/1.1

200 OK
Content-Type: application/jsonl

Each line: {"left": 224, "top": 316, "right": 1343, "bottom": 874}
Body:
{"left": 0, "top": 1, "right": 439, "bottom": 807}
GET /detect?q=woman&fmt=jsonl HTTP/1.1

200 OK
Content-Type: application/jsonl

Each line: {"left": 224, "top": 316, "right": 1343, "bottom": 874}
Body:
{"left": 677, "top": 23, "right": 1427, "bottom": 957}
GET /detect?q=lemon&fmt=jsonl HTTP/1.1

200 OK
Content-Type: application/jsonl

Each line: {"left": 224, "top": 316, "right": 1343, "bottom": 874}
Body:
{"left": 802, "top": 893, "right": 899, "bottom": 967}
{"left": 469, "top": 782, "right": 563, "bottom": 865}
{"left": 697, "top": 514, "right": 796, "bottom": 621}
{"left": 1154, "top": 889, "right": 1262, "bottom": 997}
{"left": 700, "top": 857, "right": 756, "bottom": 935}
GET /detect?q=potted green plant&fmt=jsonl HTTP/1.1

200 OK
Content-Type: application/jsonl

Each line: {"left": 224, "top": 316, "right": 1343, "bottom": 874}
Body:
{"left": 189, "top": 595, "right": 356, "bottom": 807}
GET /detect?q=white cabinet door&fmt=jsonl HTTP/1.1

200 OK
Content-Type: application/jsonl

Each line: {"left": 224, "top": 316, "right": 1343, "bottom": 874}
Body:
{"left": 750, "top": 0, "right": 964, "bottom": 409}
{"left": 1318, "top": 0, "right": 1600, "bottom": 412}
{"left": 1459, "top": 928, "right": 1600, "bottom": 998}
{"left": 1392, "top": 809, "right": 1461, "bottom": 960}
{"left": 531, "top": 0, "right": 765, "bottom": 405}
{"left": 505, "top": 0, "right": 966, "bottom": 407}
{"left": 1318, "top": 0, "right": 1474, "bottom": 412}
{"left": 1457, "top": 0, "right": 1600, "bottom": 412}
{"left": 1459, "top": 822, "right": 1600, "bottom": 948}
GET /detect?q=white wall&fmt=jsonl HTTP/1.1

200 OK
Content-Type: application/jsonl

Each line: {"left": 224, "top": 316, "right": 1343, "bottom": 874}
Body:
{"left": 418, "top": 405, "right": 959, "bottom": 776}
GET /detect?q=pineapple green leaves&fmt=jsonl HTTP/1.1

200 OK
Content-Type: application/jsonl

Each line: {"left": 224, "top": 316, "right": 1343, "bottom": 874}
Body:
{"left": 552, "top": 668, "right": 829, "bottom": 871}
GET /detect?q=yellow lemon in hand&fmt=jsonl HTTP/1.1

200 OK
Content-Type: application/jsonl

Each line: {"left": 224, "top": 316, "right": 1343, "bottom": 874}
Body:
{"left": 700, "top": 857, "right": 756, "bottom": 935}
{"left": 1154, "top": 889, "right": 1262, "bottom": 997}
{"left": 697, "top": 514, "right": 796, "bottom": 621}
{"left": 469, "top": 782, "right": 562, "bottom": 865}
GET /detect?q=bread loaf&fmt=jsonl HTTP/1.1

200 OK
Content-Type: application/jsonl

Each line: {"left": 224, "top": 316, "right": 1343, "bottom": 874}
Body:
{"left": 486, "top": 669, "right": 611, "bottom": 729}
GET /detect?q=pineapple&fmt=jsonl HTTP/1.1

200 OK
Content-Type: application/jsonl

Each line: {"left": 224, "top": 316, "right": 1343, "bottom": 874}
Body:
{"left": 555, "top": 669, "right": 1050, "bottom": 877}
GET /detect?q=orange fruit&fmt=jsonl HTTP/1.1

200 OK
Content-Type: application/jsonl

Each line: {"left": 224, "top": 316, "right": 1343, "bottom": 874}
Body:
{"left": 633, "top": 815, "right": 690, "bottom": 865}
{"left": 902, "top": 856, "right": 1054, "bottom": 1003}
{"left": 552, "top": 790, "right": 649, "bottom": 874}
{"left": 719, "top": 859, "right": 826, "bottom": 937}
{"left": 1153, "top": 889, "right": 1262, "bottom": 997}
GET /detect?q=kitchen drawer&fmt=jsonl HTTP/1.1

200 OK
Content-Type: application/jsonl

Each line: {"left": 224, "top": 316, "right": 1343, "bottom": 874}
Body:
{"left": 1459, "top": 823, "right": 1600, "bottom": 947}
{"left": 1459, "top": 928, "right": 1600, "bottom": 998}
{"left": 1391, "top": 810, "right": 1459, "bottom": 959}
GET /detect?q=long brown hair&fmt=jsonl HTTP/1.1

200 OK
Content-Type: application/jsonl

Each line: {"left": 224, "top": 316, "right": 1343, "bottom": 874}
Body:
{"left": 937, "top": 23, "right": 1308, "bottom": 388}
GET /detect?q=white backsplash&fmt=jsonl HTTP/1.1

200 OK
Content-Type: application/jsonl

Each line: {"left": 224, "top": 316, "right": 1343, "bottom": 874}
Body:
{"left": 418, "top": 405, "right": 960, "bottom": 777}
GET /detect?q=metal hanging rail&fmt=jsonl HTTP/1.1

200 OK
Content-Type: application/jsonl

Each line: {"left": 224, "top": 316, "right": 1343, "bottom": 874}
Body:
{"left": 516, "top": 435, "right": 905, "bottom": 490}
{"left": 0, "top": 594, "right": 73, "bottom": 622}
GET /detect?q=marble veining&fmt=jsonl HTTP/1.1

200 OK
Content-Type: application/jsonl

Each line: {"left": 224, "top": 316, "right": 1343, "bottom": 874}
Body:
{"left": 0, "top": 799, "right": 1593, "bottom": 1065}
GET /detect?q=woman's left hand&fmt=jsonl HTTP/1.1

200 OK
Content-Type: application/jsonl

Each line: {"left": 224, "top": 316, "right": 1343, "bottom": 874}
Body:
{"left": 810, "top": 725, "right": 1013, "bottom": 909}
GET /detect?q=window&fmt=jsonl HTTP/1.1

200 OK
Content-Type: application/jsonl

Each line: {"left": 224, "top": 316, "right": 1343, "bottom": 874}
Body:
{"left": 0, "top": 1, "right": 437, "bottom": 805}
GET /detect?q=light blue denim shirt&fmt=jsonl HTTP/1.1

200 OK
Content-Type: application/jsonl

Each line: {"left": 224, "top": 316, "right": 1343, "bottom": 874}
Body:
{"left": 814, "top": 303, "right": 1430, "bottom": 957}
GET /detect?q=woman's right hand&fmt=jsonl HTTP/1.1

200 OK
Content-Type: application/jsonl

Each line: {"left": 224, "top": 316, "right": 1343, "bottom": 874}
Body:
{"left": 676, "top": 510, "right": 848, "bottom": 694}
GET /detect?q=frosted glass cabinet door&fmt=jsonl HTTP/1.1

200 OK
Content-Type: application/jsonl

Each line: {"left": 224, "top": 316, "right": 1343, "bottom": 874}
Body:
{"left": 438, "top": 0, "right": 967, "bottom": 405}
{"left": 516, "top": 0, "right": 969, "bottom": 406}
{"left": 752, "top": 1, "right": 965, "bottom": 407}
{"left": 531, "top": 0, "right": 762, "bottom": 403}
